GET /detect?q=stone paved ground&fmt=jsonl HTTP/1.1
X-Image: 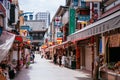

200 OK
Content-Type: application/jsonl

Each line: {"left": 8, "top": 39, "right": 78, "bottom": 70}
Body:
{"left": 14, "top": 54, "right": 92, "bottom": 80}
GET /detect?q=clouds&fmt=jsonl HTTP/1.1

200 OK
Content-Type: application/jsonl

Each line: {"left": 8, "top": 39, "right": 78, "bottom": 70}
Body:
{"left": 19, "top": 0, "right": 65, "bottom": 21}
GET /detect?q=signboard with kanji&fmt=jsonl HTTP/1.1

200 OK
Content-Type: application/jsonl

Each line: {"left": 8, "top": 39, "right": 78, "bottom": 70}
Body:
{"left": 69, "top": 8, "right": 76, "bottom": 34}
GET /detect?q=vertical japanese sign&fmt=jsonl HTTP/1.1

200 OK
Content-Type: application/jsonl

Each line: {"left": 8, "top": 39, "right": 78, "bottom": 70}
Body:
{"left": 69, "top": 8, "right": 76, "bottom": 34}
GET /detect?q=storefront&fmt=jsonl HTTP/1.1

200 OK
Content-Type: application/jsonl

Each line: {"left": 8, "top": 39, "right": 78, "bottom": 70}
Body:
{"left": 76, "top": 37, "right": 96, "bottom": 72}
{"left": 102, "top": 33, "right": 120, "bottom": 80}
{"left": 67, "top": 10, "right": 120, "bottom": 78}
{"left": 63, "top": 41, "right": 76, "bottom": 69}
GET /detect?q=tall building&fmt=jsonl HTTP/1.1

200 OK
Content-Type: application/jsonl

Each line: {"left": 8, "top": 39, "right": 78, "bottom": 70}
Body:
{"left": 35, "top": 11, "right": 50, "bottom": 28}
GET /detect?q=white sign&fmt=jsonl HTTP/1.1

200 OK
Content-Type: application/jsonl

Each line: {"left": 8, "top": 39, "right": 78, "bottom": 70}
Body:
{"left": 62, "top": 11, "right": 69, "bottom": 24}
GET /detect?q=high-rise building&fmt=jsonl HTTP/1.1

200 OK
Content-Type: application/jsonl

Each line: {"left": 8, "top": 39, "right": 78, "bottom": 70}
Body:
{"left": 35, "top": 11, "right": 50, "bottom": 28}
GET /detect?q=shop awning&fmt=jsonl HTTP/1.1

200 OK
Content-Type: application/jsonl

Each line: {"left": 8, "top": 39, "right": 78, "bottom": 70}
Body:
{"left": 68, "top": 11, "right": 120, "bottom": 42}
{"left": 0, "top": 31, "right": 15, "bottom": 62}
{"left": 54, "top": 41, "right": 72, "bottom": 49}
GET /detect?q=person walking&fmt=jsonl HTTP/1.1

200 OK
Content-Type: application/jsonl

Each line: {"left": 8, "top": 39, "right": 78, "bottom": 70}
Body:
{"left": 61, "top": 54, "right": 66, "bottom": 67}
{"left": 53, "top": 53, "right": 57, "bottom": 64}
{"left": 58, "top": 55, "right": 62, "bottom": 67}
{"left": 26, "top": 54, "right": 30, "bottom": 68}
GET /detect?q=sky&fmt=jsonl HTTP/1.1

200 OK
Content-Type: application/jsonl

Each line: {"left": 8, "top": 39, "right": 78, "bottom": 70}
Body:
{"left": 19, "top": 0, "right": 65, "bottom": 21}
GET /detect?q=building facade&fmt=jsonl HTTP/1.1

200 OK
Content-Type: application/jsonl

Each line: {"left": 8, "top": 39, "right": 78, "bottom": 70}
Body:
{"left": 24, "top": 20, "right": 47, "bottom": 50}
{"left": 49, "top": 0, "right": 120, "bottom": 80}
{"left": 35, "top": 11, "right": 50, "bottom": 28}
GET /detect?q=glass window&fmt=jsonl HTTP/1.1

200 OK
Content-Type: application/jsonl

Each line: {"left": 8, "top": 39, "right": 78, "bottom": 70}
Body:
{"left": 94, "top": 3, "right": 98, "bottom": 7}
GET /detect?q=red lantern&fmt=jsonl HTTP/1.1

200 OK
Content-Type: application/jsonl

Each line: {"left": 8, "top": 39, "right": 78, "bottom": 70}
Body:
{"left": 27, "top": 40, "right": 31, "bottom": 44}
{"left": 15, "top": 36, "right": 23, "bottom": 42}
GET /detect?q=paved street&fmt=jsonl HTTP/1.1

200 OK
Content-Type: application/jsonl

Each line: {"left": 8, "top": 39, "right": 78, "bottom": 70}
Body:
{"left": 14, "top": 54, "right": 92, "bottom": 80}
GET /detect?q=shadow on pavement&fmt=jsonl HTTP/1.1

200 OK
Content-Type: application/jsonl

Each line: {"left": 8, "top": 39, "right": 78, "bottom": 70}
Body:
{"left": 14, "top": 67, "right": 31, "bottom": 80}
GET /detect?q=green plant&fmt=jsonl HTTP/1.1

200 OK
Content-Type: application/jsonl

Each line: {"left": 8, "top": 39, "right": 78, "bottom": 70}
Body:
{"left": 107, "top": 62, "right": 115, "bottom": 70}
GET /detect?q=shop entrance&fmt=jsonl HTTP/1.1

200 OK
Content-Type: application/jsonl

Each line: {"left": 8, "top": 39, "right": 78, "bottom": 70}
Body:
{"left": 109, "top": 47, "right": 120, "bottom": 63}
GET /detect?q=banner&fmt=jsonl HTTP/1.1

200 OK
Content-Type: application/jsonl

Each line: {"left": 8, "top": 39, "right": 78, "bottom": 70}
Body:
{"left": 0, "top": 31, "right": 15, "bottom": 62}
{"left": 69, "top": 8, "right": 76, "bottom": 34}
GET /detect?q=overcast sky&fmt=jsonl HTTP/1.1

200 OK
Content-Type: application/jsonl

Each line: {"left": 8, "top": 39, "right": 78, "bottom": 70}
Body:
{"left": 19, "top": 0, "right": 65, "bottom": 21}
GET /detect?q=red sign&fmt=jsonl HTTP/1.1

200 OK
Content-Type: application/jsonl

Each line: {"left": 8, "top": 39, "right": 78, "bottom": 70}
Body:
{"left": 15, "top": 36, "right": 23, "bottom": 42}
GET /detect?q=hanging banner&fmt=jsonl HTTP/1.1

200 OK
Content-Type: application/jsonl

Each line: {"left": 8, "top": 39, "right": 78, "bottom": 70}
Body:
{"left": 69, "top": 8, "right": 76, "bottom": 34}
{"left": 54, "top": 17, "right": 62, "bottom": 27}
{"left": 0, "top": 31, "right": 15, "bottom": 62}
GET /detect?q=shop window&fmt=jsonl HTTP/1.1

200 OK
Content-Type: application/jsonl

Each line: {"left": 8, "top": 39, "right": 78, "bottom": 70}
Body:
{"left": 94, "top": 3, "right": 98, "bottom": 7}
{"left": 109, "top": 47, "right": 120, "bottom": 63}
{"left": 107, "top": 47, "right": 120, "bottom": 70}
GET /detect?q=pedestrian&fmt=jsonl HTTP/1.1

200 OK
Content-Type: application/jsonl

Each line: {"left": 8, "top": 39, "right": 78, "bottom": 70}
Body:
{"left": 61, "top": 54, "right": 66, "bottom": 67}
{"left": 41, "top": 54, "right": 44, "bottom": 58}
{"left": 26, "top": 54, "right": 30, "bottom": 68}
{"left": 30, "top": 52, "right": 35, "bottom": 63}
{"left": 53, "top": 53, "right": 57, "bottom": 64}
{"left": 59, "top": 55, "right": 62, "bottom": 66}
{"left": 32, "top": 53, "right": 35, "bottom": 63}
{"left": 94, "top": 54, "right": 104, "bottom": 80}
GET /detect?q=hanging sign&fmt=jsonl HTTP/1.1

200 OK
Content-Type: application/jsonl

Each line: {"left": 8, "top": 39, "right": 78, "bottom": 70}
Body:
{"left": 69, "top": 8, "right": 76, "bottom": 34}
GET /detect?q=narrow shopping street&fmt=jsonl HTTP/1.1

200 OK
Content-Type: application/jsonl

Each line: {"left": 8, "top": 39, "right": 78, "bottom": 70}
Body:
{"left": 14, "top": 54, "right": 91, "bottom": 80}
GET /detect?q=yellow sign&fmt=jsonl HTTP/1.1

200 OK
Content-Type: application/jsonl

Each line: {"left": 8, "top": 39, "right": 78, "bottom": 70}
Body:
{"left": 20, "top": 29, "right": 28, "bottom": 37}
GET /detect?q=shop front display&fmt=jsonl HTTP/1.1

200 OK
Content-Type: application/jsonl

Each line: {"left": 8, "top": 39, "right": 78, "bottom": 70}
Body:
{"left": 0, "top": 31, "right": 15, "bottom": 63}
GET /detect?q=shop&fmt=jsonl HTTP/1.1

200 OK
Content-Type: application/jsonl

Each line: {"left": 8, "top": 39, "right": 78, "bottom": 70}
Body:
{"left": 63, "top": 41, "right": 76, "bottom": 69}
{"left": 48, "top": 45, "right": 57, "bottom": 60}
{"left": 67, "top": 10, "right": 120, "bottom": 78}
{"left": 76, "top": 37, "right": 97, "bottom": 72}
{"left": 0, "top": 31, "right": 16, "bottom": 80}
{"left": 101, "top": 32, "right": 120, "bottom": 80}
